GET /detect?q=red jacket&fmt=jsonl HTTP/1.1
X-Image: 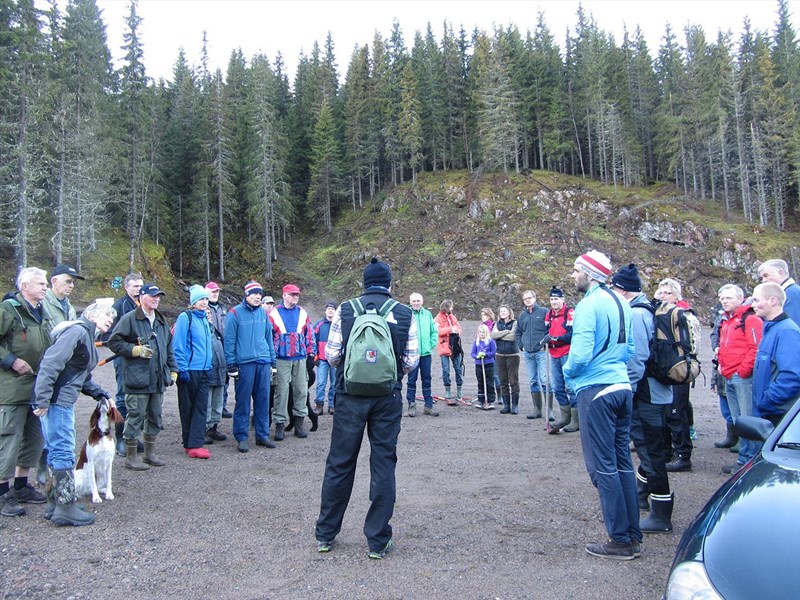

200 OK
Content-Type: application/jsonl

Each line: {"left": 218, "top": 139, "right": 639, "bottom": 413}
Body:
{"left": 545, "top": 306, "right": 573, "bottom": 359}
{"left": 434, "top": 312, "right": 461, "bottom": 357}
{"left": 718, "top": 305, "right": 763, "bottom": 379}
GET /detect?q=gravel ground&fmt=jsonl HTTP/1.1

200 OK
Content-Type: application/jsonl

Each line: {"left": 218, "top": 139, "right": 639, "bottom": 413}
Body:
{"left": 1, "top": 321, "right": 731, "bottom": 599}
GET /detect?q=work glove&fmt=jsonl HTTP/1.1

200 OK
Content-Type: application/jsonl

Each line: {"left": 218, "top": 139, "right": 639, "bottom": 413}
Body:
{"left": 227, "top": 366, "right": 240, "bottom": 379}
{"left": 132, "top": 344, "right": 153, "bottom": 359}
{"left": 477, "top": 351, "right": 485, "bottom": 359}
{"left": 171, "top": 371, "right": 178, "bottom": 384}
{"left": 178, "top": 371, "right": 190, "bottom": 383}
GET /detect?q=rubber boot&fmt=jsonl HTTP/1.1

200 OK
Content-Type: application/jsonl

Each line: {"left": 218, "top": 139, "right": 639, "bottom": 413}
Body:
{"left": 527, "top": 392, "right": 543, "bottom": 419}
{"left": 640, "top": 493, "right": 674, "bottom": 533}
{"left": 43, "top": 466, "right": 55, "bottom": 520}
{"left": 125, "top": 439, "right": 150, "bottom": 471}
{"left": 456, "top": 385, "right": 463, "bottom": 402}
{"left": 50, "top": 469, "right": 94, "bottom": 527}
{"left": 636, "top": 470, "right": 650, "bottom": 511}
{"left": 293, "top": 416, "right": 308, "bottom": 438}
{"left": 562, "top": 407, "right": 580, "bottom": 432}
{"left": 36, "top": 449, "right": 48, "bottom": 486}
{"left": 495, "top": 385, "right": 503, "bottom": 404}
{"left": 500, "top": 395, "right": 511, "bottom": 414}
{"left": 444, "top": 386, "right": 452, "bottom": 400}
{"left": 729, "top": 440, "right": 741, "bottom": 453}
{"left": 143, "top": 434, "right": 165, "bottom": 467}
{"left": 510, "top": 393, "right": 519, "bottom": 415}
{"left": 115, "top": 422, "right": 126, "bottom": 457}
{"left": 274, "top": 423, "right": 285, "bottom": 441}
{"left": 715, "top": 423, "right": 738, "bottom": 448}
{"left": 548, "top": 405, "right": 572, "bottom": 434}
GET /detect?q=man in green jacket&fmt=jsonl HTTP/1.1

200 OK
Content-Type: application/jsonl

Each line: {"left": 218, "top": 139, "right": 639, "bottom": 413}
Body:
{"left": 42, "top": 264, "right": 84, "bottom": 325}
{"left": 405, "top": 293, "right": 439, "bottom": 417}
{"left": 0, "top": 267, "right": 53, "bottom": 517}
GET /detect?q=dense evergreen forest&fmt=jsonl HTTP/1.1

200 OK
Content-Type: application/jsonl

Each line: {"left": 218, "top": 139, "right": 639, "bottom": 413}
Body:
{"left": 1, "top": 0, "right": 798, "bottom": 281}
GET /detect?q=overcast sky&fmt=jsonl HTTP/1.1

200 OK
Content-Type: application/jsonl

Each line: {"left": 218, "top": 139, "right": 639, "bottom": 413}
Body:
{"left": 92, "top": 0, "right": 793, "bottom": 83}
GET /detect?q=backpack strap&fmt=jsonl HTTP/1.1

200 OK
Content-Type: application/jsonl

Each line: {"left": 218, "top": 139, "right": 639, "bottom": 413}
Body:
{"left": 598, "top": 284, "right": 627, "bottom": 354}
{"left": 378, "top": 299, "right": 398, "bottom": 317}
{"left": 349, "top": 298, "right": 366, "bottom": 317}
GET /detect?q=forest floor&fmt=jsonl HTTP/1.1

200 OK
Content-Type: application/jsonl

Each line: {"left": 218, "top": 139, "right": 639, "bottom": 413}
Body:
{"left": 1, "top": 321, "right": 732, "bottom": 600}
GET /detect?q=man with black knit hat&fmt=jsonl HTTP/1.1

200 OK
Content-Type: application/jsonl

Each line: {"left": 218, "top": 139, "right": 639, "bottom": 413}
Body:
{"left": 563, "top": 251, "right": 641, "bottom": 560}
{"left": 611, "top": 264, "right": 675, "bottom": 534}
{"left": 315, "top": 257, "right": 419, "bottom": 560}
{"left": 543, "top": 286, "right": 577, "bottom": 433}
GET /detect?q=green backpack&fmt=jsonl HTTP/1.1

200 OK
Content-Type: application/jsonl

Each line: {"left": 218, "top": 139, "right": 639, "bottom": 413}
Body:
{"left": 343, "top": 298, "right": 398, "bottom": 396}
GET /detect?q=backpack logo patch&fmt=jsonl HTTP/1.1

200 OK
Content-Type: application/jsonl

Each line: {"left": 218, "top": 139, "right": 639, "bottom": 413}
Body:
{"left": 365, "top": 349, "right": 378, "bottom": 363}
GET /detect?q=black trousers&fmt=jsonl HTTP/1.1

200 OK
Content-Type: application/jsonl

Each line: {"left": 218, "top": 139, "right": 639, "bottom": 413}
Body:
{"left": 630, "top": 379, "right": 671, "bottom": 495}
{"left": 665, "top": 383, "right": 693, "bottom": 460}
{"left": 315, "top": 388, "right": 402, "bottom": 552}
{"left": 177, "top": 370, "right": 209, "bottom": 449}
{"left": 475, "top": 362, "right": 496, "bottom": 404}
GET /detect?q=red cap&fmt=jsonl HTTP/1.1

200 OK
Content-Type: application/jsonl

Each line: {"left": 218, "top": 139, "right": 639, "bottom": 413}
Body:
{"left": 205, "top": 281, "right": 220, "bottom": 291}
{"left": 283, "top": 284, "right": 301, "bottom": 295}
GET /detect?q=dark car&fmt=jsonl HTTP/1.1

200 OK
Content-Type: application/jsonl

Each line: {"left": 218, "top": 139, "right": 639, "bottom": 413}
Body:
{"left": 663, "top": 398, "right": 800, "bottom": 600}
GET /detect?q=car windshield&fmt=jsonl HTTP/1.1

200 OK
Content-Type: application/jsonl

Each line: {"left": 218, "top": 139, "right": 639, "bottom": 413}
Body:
{"left": 775, "top": 407, "right": 800, "bottom": 450}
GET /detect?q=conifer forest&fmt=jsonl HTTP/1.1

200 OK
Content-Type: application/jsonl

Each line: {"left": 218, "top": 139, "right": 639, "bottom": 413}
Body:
{"left": 1, "top": 0, "right": 798, "bottom": 280}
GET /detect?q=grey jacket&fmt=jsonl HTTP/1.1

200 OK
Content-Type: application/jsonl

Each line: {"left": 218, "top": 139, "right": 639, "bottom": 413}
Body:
{"left": 515, "top": 304, "right": 549, "bottom": 352}
{"left": 33, "top": 319, "right": 107, "bottom": 409}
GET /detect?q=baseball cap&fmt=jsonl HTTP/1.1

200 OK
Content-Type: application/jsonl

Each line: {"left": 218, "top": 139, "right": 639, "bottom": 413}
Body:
{"left": 283, "top": 284, "right": 301, "bottom": 295}
{"left": 52, "top": 264, "right": 85, "bottom": 280}
{"left": 262, "top": 295, "right": 275, "bottom": 304}
{"left": 139, "top": 283, "right": 166, "bottom": 297}
{"left": 205, "top": 281, "right": 220, "bottom": 291}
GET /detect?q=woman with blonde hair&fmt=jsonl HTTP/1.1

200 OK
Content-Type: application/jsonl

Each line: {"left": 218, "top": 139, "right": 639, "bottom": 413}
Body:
{"left": 491, "top": 305, "right": 520, "bottom": 414}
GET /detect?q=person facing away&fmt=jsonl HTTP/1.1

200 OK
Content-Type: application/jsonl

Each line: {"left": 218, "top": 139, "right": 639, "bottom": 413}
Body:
{"left": 315, "top": 257, "right": 418, "bottom": 560}
{"left": 562, "top": 250, "right": 640, "bottom": 561}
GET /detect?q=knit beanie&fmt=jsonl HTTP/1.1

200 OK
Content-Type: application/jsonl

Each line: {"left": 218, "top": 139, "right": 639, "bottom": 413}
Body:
{"left": 549, "top": 286, "right": 564, "bottom": 298}
{"left": 363, "top": 257, "right": 392, "bottom": 289}
{"left": 574, "top": 250, "right": 612, "bottom": 282}
{"left": 244, "top": 281, "right": 264, "bottom": 297}
{"left": 611, "top": 263, "right": 642, "bottom": 292}
{"left": 189, "top": 284, "right": 209, "bottom": 305}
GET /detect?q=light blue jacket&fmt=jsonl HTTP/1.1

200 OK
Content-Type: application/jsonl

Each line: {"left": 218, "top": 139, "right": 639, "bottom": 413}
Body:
{"left": 173, "top": 309, "right": 213, "bottom": 372}
{"left": 563, "top": 283, "right": 635, "bottom": 394}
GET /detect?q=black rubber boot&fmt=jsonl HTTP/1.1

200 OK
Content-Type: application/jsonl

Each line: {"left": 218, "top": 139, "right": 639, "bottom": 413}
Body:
{"left": 500, "top": 395, "right": 511, "bottom": 414}
{"left": 640, "top": 493, "right": 674, "bottom": 533}
{"left": 36, "top": 449, "right": 48, "bottom": 486}
{"left": 293, "top": 416, "right": 308, "bottom": 438}
{"left": 115, "top": 423, "right": 126, "bottom": 457}
{"left": 274, "top": 423, "right": 286, "bottom": 441}
{"left": 636, "top": 470, "right": 650, "bottom": 511}
{"left": 510, "top": 393, "right": 520, "bottom": 415}
{"left": 51, "top": 469, "right": 94, "bottom": 527}
{"left": 714, "top": 423, "right": 738, "bottom": 448}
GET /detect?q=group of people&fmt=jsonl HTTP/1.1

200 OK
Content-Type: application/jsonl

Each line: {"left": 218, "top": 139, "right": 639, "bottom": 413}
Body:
{"left": 3, "top": 253, "right": 799, "bottom": 564}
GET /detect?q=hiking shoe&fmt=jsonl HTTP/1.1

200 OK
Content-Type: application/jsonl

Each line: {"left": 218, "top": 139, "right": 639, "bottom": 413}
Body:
{"left": 0, "top": 490, "right": 26, "bottom": 517}
{"left": 187, "top": 447, "right": 210, "bottom": 459}
{"left": 666, "top": 458, "right": 692, "bottom": 472}
{"left": 631, "top": 540, "right": 642, "bottom": 558}
{"left": 585, "top": 540, "right": 635, "bottom": 561}
{"left": 423, "top": 406, "right": 439, "bottom": 417}
{"left": 486, "top": 403, "right": 495, "bottom": 410}
{"left": 317, "top": 539, "right": 333, "bottom": 553}
{"left": 207, "top": 426, "right": 227, "bottom": 442}
{"left": 256, "top": 437, "right": 276, "bottom": 449}
{"left": 237, "top": 440, "right": 249, "bottom": 453}
{"left": 368, "top": 538, "right": 394, "bottom": 559}
{"left": 407, "top": 403, "right": 417, "bottom": 417}
{"left": 328, "top": 407, "right": 335, "bottom": 415}
{"left": 274, "top": 423, "right": 285, "bottom": 441}
{"left": 14, "top": 483, "right": 46, "bottom": 504}
{"left": 222, "top": 408, "right": 233, "bottom": 419}
{"left": 722, "top": 462, "right": 745, "bottom": 475}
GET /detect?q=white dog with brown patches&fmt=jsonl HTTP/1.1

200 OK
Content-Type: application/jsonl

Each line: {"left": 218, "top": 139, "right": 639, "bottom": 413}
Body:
{"left": 75, "top": 397, "right": 123, "bottom": 503}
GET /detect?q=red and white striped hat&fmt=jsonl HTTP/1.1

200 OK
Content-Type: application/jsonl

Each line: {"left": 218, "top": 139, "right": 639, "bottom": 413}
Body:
{"left": 574, "top": 250, "right": 612, "bottom": 282}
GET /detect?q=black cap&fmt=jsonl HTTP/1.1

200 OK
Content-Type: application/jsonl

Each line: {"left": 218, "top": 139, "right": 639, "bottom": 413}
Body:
{"left": 324, "top": 301, "right": 338, "bottom": 310}
{"left": 52, "top": 264, "right": 85, "bottom": 280}
{"left": 363, "top": 257, "right": 392, "bottom": 289}
{"left": 549, "top": 286, "right": 564, "bottom": 298}
{"left": 139, "top": 283, "right": 166, "bottom": 297}
{"left": 611, "top": 264, "right": 642, "bottom": 293}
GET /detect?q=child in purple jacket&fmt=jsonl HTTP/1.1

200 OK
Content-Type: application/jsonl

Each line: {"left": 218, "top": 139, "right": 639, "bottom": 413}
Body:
{"left": 471, "top": 324, "right": 497, "bottom": 410}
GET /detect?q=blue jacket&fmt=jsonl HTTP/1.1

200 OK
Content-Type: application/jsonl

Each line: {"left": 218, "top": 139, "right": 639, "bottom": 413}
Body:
{"left": 753, "top": 313, "right": 800, "bottom": 417}
{"left": 564, "top": 283, "right": 635, "bottom": 394}
{"left": 224, "top": 300, "right": 275, "bottom": 366}
{"left": 783, "top": 280, "right": 800, "bottom": 327}
{"left": 173, "top": 309, "right": 213, "bottom": 372}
